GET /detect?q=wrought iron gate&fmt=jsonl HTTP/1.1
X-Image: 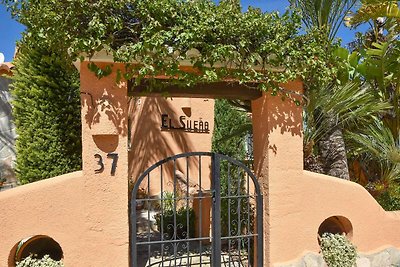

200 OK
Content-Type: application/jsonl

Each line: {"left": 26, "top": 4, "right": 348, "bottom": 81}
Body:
{"left": 130, "top": 152, "right": 263, "bottom": 267}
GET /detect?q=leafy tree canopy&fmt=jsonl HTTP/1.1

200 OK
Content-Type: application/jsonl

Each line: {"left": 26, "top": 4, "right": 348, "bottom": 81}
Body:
{"left": 3, "top": 0, "right": 337, "bottom": 97}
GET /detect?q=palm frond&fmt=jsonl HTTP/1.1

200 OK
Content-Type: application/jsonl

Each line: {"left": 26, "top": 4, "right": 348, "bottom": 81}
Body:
{"left": 346, "top": 120, "right": 400, "bottom": 183}
{"left": 289, "top": 0, "right": 357, "bottom": 40}
{"left": 347, "top": 1, "right": 400, "bottom": 28}
{"left": 305, "top": 81, "right": 391, "bottom": 144}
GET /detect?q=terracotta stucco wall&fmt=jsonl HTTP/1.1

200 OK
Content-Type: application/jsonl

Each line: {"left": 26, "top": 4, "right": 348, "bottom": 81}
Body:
{"left": 128, "top": 97, "right": 214, "bottom": 196}
{"left": 251, "top": 82, "right": 400, "bottom": 266}
{"left": 0, "top": 62, "right": 130, "bottom": 266}
{"left": 0, "top": 172, "right": 85, "bottom": 266}
{"left": 0, "top": 62, "right": 214, "bottom": 266}
{"left": 3, "top": 61, "right": 400, "bottom": 267}
{"left": 79, "top": 62, "right": 129, "bottom": 266}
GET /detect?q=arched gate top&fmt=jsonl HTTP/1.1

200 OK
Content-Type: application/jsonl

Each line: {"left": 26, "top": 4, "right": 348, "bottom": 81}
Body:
{"left": 131, "top": 151, "right": 262, "bottom": 201}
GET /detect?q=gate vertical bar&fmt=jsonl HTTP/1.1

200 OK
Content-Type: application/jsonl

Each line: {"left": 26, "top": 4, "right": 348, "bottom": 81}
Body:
{"left": 147, "top": 173, "right": 151, "bottom": 266}
{"left": 173, "top": 159, "right": 177, "bottom": 267}
{"left": 131, "top": 194, "right": 137, "bottom": 267}
{"left": 227, "top": 163, "right": 232, "bottom": 265}
{"left": 160, "top": 165, "right": 164, "bottom": 265}
{"left": 257, "top": 192, "right": 264, "bottom": 267}
{"left": 211, "top": 153, "right": 221, "bottom": 266}
{"left": 198, "top": 155, "right": 203, "bottom": 266}
{"left": 186, "top": 156, "right": 190, "bottom": 265}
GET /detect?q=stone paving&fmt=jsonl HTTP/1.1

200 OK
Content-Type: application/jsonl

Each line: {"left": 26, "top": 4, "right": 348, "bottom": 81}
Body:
{"left": 142, "top": 252, "right": 247, "bottom": 267}
{"left": 135, "top": 210, "right": 250, "bottom": 267}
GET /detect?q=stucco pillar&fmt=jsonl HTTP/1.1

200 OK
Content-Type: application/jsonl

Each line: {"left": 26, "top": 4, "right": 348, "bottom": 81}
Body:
{"left": 251, "top": 81, "right": 304, "bottom": 266}
{"left": 80, "top": 62, "right": 129, "bottom": 266}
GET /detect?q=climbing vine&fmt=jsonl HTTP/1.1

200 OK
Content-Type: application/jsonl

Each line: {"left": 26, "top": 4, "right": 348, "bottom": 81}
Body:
{"left": 3, "top": 0, "right": 338, "bottom": 99}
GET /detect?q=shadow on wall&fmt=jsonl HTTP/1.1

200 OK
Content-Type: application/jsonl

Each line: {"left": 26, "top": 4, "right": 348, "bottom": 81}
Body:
{"left": 267, "top": 98, "right": 302, "bottom": 137}
{"left": 81, "top": 87, "right": 128, "bottom": 137}
{"left": 128, "top": 97, "right": 200, "bottom": 192}
{"left": 252, "top": 90, "right": 302, "bottom": 176}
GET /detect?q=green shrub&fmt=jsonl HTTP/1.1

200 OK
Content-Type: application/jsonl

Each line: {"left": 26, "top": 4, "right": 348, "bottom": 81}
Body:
{"left": 320, "top": 233, "right": 357, "bottom": 267}
{"left": 376, "top": 186, "right": 400, "bottom": 211}
{"left": 155, "top": 192, "right": 195, "bottom": 239}
{"left": 12, "top": 42, "right": 81, "bottom": 184}
{"left": 16, "top": 255, "right": 64, "bottom": 267}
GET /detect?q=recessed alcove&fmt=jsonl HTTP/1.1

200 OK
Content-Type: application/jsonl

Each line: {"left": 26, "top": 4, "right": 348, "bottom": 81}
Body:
{"left": 318, "top": 215, "right": 353, "bottom": 241}
{"left": 92, "top": 134, "right": 119, "bottom": 153}
{"left": 9, "top": 235, "right": 63, "bottom": 266}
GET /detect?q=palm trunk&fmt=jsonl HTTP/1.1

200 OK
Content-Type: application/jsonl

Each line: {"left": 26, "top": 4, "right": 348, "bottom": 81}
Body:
{"left": 304, "top": 154, "right": 324, "bottom": 174}
{"left": 319, "top": 117, "right": 350, "bottom": 180}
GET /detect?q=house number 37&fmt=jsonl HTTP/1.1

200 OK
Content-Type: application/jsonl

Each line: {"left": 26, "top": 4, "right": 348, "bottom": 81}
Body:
{"left": 94, "top": 153, "right": 119, "bottom": 176}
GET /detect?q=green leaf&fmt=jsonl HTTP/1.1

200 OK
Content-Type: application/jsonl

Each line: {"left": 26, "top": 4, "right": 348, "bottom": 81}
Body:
{"left": 356, "top": 62, "right": 367, "bottom": 77}
{"left": 348, "top": 52, "right": 359, "bottom": 68}
{"left": 333, "top": 47, "right": 349, "bottom": 61}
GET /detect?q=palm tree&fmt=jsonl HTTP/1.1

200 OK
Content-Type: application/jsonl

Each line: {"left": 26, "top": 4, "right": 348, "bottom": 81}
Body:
{"left": 304, "top": 78, "right": 390, "bottom": 178}
{"left": 347, "top": 121, "right": 400, "bottom": 195}
{"left": 219, "top": 1, "right": 383, "bottom": 180}
{"left": 344, "top": 0, "right": 400, "bottom": 208}
{"left": 289, "top": 0, "right": 358, "bottom": 179}
{"left": 289, "top": 0, "right": 358, "bottom": 41}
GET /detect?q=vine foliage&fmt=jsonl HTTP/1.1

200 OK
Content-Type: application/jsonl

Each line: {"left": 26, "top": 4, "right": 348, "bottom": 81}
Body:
{"left": 3, "top": 0, "right": 337, "bottom": 98}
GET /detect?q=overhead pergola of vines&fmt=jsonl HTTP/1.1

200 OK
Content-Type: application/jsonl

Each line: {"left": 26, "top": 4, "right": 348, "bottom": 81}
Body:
{"left": 4, "top": 0, "right": 338, "bottom": 100}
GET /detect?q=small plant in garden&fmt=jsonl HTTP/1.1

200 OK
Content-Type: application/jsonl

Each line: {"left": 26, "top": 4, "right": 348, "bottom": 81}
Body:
{"left": 16, "top": 255, "right": 64, "bottom": 267}
{"left": 155, "top": 191, "right": 195, "bottom": 239}
{"left": 161, "top": 191, "right": 175, "bottom": 211}
{"left": 320, "top": 233, "right": 357, "bottom": 267}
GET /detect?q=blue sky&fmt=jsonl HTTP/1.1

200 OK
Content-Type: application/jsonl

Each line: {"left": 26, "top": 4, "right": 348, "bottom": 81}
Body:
{"left": 0, "top": 4, "right": 24, "bottom": 62}
{"left": 0, "top": 1, "right": 366, "bottom": 62}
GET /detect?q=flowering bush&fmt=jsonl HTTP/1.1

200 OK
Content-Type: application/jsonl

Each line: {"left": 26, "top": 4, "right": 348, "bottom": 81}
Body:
{"left": 320, "top": 233, "right": 357, "bottom": 267}
{"left": 16, "top": 255, "right": 64, "bottom": 267}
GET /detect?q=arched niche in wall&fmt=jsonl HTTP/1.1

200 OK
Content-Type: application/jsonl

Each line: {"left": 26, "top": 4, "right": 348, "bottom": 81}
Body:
{"left": 9, "top": 235, "right": 63, "bottom": 266}
{"left": 318, "top": 215, "right": 353, "bottom": 241}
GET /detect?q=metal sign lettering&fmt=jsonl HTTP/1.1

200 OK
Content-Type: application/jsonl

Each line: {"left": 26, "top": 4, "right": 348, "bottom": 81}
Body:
{"left": 161, "top": 114, "right": 209, "bottom": 133}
